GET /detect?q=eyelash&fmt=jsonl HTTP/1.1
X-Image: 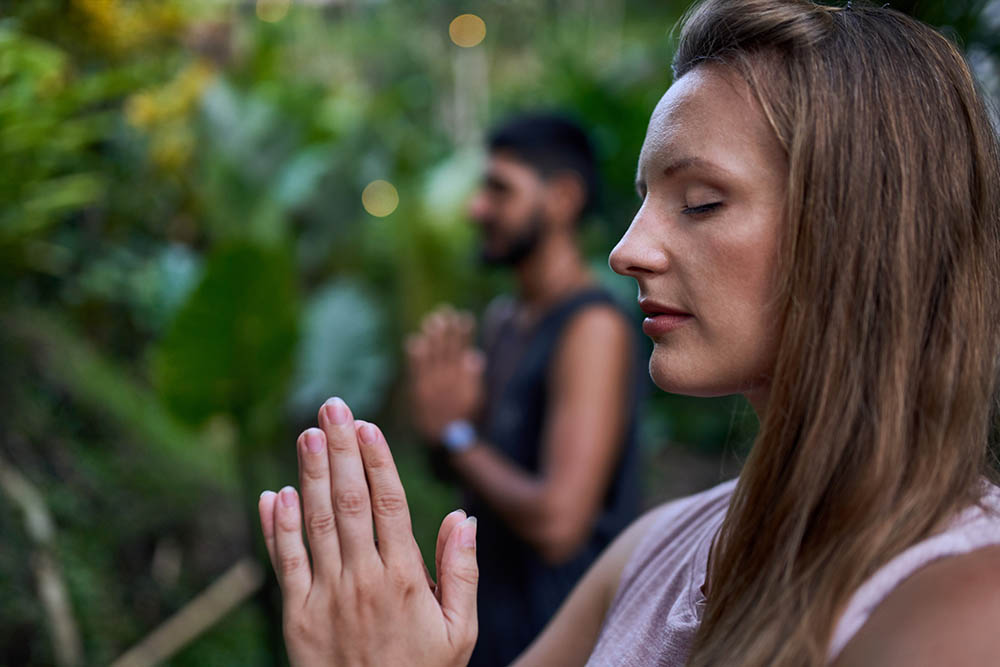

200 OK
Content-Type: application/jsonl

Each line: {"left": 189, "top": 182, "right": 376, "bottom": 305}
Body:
{"left": 682, "top": 202, "right": 722, "bottom": 216}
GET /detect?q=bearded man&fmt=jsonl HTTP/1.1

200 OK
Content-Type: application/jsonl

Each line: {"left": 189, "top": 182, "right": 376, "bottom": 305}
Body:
{"left": 407, "top": 113, "right": 643, "bottom": 667}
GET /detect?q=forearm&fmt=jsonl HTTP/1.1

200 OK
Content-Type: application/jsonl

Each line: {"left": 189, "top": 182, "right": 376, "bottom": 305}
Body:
{"left": 448, "top": 443, "right": 576, "bottom": 560}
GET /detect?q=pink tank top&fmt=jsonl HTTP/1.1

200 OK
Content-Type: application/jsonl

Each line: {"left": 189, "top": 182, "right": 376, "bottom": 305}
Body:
{"left": 586, "top": 478, "right": 1000, "bottom": 666}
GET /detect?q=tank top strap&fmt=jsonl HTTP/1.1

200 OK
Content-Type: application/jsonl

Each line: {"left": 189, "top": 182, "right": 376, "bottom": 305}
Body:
{"left": 827, "top": 481, "right": 1000, "bottom": 662}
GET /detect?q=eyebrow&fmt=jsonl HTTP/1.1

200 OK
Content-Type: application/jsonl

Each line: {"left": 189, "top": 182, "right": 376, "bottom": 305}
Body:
{"left": 635, "top": 155, "right": 733, "bottom": 193}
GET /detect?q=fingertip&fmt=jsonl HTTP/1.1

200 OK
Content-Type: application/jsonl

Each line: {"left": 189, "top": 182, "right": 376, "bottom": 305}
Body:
{"left": 358, "top": 422, "right": 378, "bottom": 445}
{"left": 440, "top": 509, "right": 467, "bottom": 533}
{"left": 425, "top": 311, "right": 444, "bottom": 331}
{"left": 459, "top": 516, "right": 477, "bottom": 550}
{"left": 258, "top": 491, "right": 276, "bottom": 525}
{"left": 279, "top": 485, "right": 298, "bottom": 508}
{"left": 320, "top": 396, "right": 352, "bottom": 426}
{"left": 258, "top": 490, "right": 276, "bottom": 513}
{"left": 437, "top": 509, "right": 468, "bottom": 559}
{"left": 300, "top": 427, "right": 325, "bottom": 454}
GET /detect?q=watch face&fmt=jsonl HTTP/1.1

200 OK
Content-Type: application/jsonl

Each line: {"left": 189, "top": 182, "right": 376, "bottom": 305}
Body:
{"left": 443, "top": 420, "right": 476, "bottom": 452}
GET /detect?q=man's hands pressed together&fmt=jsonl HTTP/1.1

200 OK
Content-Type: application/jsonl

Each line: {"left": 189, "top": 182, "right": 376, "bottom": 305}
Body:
{"left": 407, "top": 306, "right": 485, "bottom": 444}
{"left": 258, "top": 397, "right": 479, "bottom": 667}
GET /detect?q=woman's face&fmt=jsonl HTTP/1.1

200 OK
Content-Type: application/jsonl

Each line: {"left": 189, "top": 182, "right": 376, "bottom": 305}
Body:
{"left": 609, "top": 64, "right": 787, "bottom": 411}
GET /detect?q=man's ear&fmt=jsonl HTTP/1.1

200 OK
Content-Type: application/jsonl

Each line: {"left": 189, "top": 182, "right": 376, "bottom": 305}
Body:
{"left": 542, "top": 171, "right": 587, "bottom": 230}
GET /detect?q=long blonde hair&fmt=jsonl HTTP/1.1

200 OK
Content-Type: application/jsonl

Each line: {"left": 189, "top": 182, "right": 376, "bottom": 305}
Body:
{"left": 671, "top": 1, "right": 1000, "bottom": 664}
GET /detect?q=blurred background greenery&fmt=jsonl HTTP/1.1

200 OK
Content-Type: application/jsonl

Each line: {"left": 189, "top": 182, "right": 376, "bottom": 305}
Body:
{"left": 2, "top": 0, "right": 997, "bottom": 664}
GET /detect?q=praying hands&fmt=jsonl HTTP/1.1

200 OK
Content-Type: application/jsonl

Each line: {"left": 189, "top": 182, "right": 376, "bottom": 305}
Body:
{"left": 258, "top": 397, "right": 479, "bottom": 666}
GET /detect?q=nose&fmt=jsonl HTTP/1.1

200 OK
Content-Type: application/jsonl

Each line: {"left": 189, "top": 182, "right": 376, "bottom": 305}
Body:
{"left": 467, "top": 189, "right": 490, "bottom": 223}
{"left": 609, "top": 207, "right": 670, "bottom": 278}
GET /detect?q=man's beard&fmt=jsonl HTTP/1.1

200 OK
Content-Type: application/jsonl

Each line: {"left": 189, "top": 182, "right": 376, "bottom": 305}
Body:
{"left": 478, "top": 210, "right": 544, "bottom": 267}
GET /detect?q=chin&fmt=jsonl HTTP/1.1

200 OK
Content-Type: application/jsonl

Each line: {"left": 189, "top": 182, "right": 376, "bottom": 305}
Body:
{"left": 649, "top": 357, "right": 709, "bottom": 396}
{"left": 647, "top": 354, "right": 745, "bottom": 398}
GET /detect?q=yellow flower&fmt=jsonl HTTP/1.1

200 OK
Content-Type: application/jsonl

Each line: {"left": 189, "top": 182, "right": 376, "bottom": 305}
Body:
{"left": 123, "top": 60, "right": 216, "bottom": 130}
{"left": 72, "top": 0, "right": 185, "bottom": 55}
{"left": 150, "top": 124, "right": 195, "bottom": 172}
{"left": 125, "top": 92, "right": 159, "bottom": 129}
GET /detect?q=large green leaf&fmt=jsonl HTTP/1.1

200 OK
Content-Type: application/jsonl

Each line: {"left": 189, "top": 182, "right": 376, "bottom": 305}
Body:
{"left": 152, "top": 242, "right": 299, "bottom": 426}
{"left": 287, "top": 280, "right": 393, "bottom": 420}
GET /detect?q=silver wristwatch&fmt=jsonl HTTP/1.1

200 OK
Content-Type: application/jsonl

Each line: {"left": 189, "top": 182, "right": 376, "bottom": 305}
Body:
{"left": 441, "top": 419, "right": 477, "bottom": 453}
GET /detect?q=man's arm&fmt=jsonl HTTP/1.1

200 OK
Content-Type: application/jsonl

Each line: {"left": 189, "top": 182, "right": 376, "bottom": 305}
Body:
{"left": 448, "top": 305, "right": 634, "bottom": 564}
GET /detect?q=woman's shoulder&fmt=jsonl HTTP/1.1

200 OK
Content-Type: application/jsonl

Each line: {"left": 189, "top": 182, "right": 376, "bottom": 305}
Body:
{"left": 594, "top": 477, "right": 740, "bottom": 607}
{"left": 609, "top": 478, "right": 738, "bottom": 599}
{"left": 632, "top": 478, "right": 738, "bottom": 549}
{"left": 832, "top": 544, "right": 1000, "bottom": 666}
{"left": 831, "top": 481, "right": 1000, "bottom": 665}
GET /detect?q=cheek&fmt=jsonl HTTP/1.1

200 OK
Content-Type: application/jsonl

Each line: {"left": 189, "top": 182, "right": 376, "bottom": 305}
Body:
{"left": 498, "top": 188, "right": 542, "bottom": 227}
{"left": 656, "top": 219, "right": 781, "bottom": 394}
{"left": 709, "top": 223, "right": 781, "bottom": 377}
{"left": 710, "top": 208, "right": 780, "bottom": 310}
{"left": 711, "top": 240, "right": 776, "bottom": 337}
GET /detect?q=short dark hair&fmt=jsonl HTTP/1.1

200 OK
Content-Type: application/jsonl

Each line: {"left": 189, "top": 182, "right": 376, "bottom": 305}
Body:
{"left": 487, "top": 112, "right": 600, "bottom": 219}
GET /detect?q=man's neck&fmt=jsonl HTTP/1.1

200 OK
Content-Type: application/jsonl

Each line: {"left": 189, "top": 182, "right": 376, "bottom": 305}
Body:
{"left": 514, "top": 233, "right": 592, "bottom": 315}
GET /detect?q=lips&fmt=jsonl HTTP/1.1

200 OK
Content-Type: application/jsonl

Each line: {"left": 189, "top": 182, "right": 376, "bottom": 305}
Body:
{"left": 638, "top": 299, "right": 690, "bottom": 317}
{"left": 639, "top": 299, "right": 693, "bottom": 337}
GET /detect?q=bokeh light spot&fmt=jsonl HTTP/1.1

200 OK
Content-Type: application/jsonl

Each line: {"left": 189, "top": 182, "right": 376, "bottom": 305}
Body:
{"left": 362, "top": 180, "right": 399, "bottom": 217}
{"left": 257, "top": 0, "right": 291, "bottom": 23}
{"left": 449, "top": 14, "right": 486, "bottom": 48}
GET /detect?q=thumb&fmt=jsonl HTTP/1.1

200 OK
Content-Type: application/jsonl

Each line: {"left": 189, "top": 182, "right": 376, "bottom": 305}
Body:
{"left": 436, "top": 510, "right": 467, "bottom": 597}
{"left": 438, "top": 516, "right": 479, "bottom": 642}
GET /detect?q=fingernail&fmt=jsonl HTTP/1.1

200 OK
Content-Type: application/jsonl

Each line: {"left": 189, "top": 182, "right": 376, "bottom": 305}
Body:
{"left": 460, "top": 516, "right": 477, "bottom": 549}
{"left": 260, "top": 490, "right": 276, "bottom": 499}
{"left": 279, "top": 486, "right": 297, "bottom": 507}
{"left": 359, "top": 423, "right": 377, "bottom": 445}
{"left": 324, "top": 397, "right": 350, "bottom": 425}
{"left": 304, "top": 429, "right": 324, "bottom": 453}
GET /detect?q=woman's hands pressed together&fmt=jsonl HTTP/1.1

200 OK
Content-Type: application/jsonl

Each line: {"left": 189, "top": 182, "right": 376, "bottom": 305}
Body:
{"left": 258, "top": 397, "right": 479, "bottom": 667}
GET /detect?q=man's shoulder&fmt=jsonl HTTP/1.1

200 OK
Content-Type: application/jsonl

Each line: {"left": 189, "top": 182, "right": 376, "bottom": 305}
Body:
{"left": 555, "top": 286, "right": 632, "bottom": 333}
{"left": 553, "top": 295, "right": 633, "bottom": 360}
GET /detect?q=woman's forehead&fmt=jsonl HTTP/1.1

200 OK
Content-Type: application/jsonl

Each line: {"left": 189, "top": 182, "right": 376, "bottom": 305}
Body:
{"left": 637, "top": 64, "right": 781, "bottom": 177}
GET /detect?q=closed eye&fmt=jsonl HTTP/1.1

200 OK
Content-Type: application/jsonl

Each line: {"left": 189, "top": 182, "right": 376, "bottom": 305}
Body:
{"left": 682, "top": 202, "right": 722, "bottom": 216}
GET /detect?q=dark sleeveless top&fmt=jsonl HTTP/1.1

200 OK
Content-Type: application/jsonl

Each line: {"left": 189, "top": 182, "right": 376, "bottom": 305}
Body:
{"left": 467, "top": 287, "right": 644, "bottom": 667}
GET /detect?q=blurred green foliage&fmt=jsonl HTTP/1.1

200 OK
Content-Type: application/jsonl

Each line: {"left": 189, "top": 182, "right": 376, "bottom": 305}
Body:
{"left": 2, "top": 0, "right": 997, "bottom": 664}
{"left": 153, "top": 242, "right": 298, "bottom": 428}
